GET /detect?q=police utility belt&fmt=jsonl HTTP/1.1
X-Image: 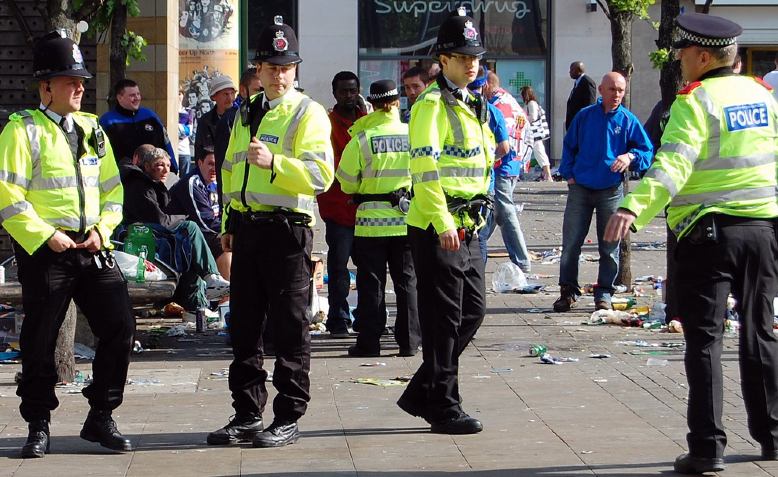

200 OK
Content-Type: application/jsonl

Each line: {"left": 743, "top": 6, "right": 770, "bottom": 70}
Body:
{"left": 240, "top": 209, "right": 311, "bottom": 227}
{"left": 352, "top": 188, "right": 412, "bottom": 214}
{"left": 446, "top": 193, "right": 492, "bottom": 231}
{"left": 685, "top": 213, "right": 776, "bottom": 245}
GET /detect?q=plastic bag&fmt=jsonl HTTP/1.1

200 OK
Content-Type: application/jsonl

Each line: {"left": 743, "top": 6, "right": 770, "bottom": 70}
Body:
{"left": 492, "top": 262, "right": 528, "bottom": 293}
{"left": 114, "top": 251, "right": 167, "bottom": 281}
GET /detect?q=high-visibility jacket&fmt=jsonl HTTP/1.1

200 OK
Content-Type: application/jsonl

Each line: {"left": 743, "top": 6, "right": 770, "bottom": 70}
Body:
{"left": 406, "top": 82, "right": 495, "bottom": 233}
{"left": 336, "top": 108, "right": 411, "bottom": 237}
{"left": 222, "top": 89, "right": 334, "bottom": 230}
{"left": 0, "top": 109, "right": 124, "bottom": 254}
{"left": 621, "top": 72, "right": 778, "bottom": 238}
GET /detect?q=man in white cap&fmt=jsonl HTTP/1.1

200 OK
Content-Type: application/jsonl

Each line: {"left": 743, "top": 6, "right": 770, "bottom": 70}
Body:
{"left": 194, "top": 74, "right": 237, "bottom": 159}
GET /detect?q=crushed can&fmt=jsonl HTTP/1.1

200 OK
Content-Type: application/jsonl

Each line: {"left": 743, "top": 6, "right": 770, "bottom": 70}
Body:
{"left": 195, "top": 308, "right": 206, "bottom": 333}
{"left": 529, "top": 344, "right": 547, "bottom": 357}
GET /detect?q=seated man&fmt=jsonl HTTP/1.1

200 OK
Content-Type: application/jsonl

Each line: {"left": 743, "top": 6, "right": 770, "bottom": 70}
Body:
{"left": 168, "top": 146, "right": 231, "bottom": 278}
{"left": 119, "top": 145, "right": 229, "bottom": 310}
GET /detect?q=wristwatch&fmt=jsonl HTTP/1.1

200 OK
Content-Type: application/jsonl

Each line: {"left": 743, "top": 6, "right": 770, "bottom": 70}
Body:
{"left": 626, "top": 152, "right": 635, "bottom": 162}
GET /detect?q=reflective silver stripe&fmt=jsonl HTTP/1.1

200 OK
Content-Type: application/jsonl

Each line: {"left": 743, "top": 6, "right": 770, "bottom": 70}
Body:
{"left": 357, "top": 202, "right": 395, "bottom": 211}
{"left": 240, "top": 191, "right": 315, "bottom": 211}
{"left": 358, "top": 132, "right": 373, "bottom": 171}
{"left": 101, "top": 202, "right": 122, "bottom": 214}
{"left": 0, "top": 200, "right": 31, "bottom": 221}
{"left": 412, "top": 171, "right": 440, "bottom": 183}
{"left": 660, "top": 142, "right": 699, "bottom": 164}
{"left": 100, "top": 175, "right": 122, "bottom": 193}
{"left": 439, "top": 167, "right": 485, "bottom": 178}
{"left": 282, "top": 97, "right": 313, "bottom": 156}
{"left": 300, "top": 152, "right": 328, "bottom": 192}
{"left": 0, "top": 170, "right": 30, "bottom": 189}
{"left": 48, "top": 216, "right": 100, "bottom": 229}
{"left": 336, "top": 168, "right": 360, "bottom": 184}
{"left": 644, "top": 167, "right": 678, "bottom": 196}
{"left": 18, "top": 113, "right": 42, "bottom": 177}
{"left": 694, "top": 153, "right": 776, "bottom": 171}
{"left": 29, "top": 175, "right": 99, "bottom": 190}
{"left": 362, "top": 168, "right": 409, "bottom": 179}
{"left": 444, "top": 104, "right": 465, "bottom": 144}
{"left": 356, "top": 217, "right": 406, "bottom": 227}
{"left": 693, "top": 87, "right": 720, "bottom": 160}
{"left": 670, "top": 185, "right": 776, "bottom": 207}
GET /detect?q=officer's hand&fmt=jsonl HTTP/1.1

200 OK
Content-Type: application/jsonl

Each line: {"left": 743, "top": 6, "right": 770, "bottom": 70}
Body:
{"left": 247, "top": 137, "right": 273, "bottom": 169}
{"left": 221, "top": 233, "right": 233, "bottom": 253}
{"left": 47, "top": 231, "right": 77, "bottom": 253}
{"left": 567, "top": 178, "right": 576, "bottom": 185}
{"left": 75, "top": 229, "right": 102, "bottom": 253}
{"left": 439, "top": 229, "right": 460, "bottom": 251}
{"left": 611, "top": 153, "right": 632, "bottom": 173}
{"left": 604, "top": 208, "right": 637, "bottom": 242}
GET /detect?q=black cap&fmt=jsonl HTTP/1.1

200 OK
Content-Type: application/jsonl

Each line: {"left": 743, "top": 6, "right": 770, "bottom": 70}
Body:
{"left": 367, "top": 79, "right": 399, "bottom": 103}
{"left": 33, "top": 31, "right": 92, "bottom": 80}
{"left": 254, "top": 15, "right": 302, "bottom": 65}
{"left": 672, "top": 13, "right": 742, "bottom": 49}
{"left": 435, "top": 7, "right": 486, "bottom": 57}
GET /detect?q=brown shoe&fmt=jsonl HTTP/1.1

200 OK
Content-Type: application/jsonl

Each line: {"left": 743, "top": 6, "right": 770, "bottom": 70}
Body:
{"left": 553, "top": 285, "right": 578, "bottom": 312}
{"left": 595, "top": 300, "right": 611, "bottom": 311}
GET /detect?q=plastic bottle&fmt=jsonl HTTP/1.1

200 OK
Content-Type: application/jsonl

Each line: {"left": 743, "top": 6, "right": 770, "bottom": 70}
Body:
{"left": 649, "top": 302, "right": 666, "bottom": 323}
{"left": 135, "top": 247, "right": 147, "bottom": 284}
{"left": 654, "top": 276, "right": 664, "bottom": 297}
{"left": 529, "top": 344, "right": 547, "bottom": 357}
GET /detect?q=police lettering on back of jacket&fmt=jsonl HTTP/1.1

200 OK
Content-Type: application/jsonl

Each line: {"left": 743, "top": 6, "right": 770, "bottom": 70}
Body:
{"left": 0, "top": 30, "right": 135, "bottom": 459}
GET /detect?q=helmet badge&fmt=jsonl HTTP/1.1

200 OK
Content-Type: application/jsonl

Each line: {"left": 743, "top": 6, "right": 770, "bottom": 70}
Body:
{"left": 273, "top": 30, "right": 288, "bottom": 52}
{"left": 463, "top": 20, "right": 478, "bottom": 41}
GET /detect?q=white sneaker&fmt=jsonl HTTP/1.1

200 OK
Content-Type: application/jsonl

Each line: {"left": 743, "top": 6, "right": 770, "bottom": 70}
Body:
{"left": 204, "top": 274, "right": 230, "bottom": 300}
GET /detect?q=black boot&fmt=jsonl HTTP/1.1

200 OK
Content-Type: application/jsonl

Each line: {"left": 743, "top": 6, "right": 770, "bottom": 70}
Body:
{"left": 80, "top": 409, "right": 133, "bottom": 451}
{"left": 21, "top": 420, "right": 50, "bottom": 458}
{"left": 207, "top": 413, "right": 263, "bottom": 445}
{"left": 252, "top": 420, "right": 300, "bottom": 448}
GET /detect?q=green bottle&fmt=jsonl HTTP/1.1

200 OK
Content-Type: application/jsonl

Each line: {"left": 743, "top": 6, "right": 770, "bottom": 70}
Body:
{"left": 529, "top": 344, "right": 547, "bottom": 357}
{"left": 135, "top": 247, "right": 147, "bottom": 284}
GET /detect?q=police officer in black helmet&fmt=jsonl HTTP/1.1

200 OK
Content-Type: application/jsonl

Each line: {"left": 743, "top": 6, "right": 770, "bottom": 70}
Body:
{"left": 0, "top": 31, "right": 134, "bottom": 458}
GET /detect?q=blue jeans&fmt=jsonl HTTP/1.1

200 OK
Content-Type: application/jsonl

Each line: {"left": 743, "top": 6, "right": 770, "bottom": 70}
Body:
{"left": 324, "top": 220, "right": 354, "bottom": 332}
{"left": 178, "top": 154, "right": 191, "bottom": 177}
{"left": 480, "top": 175, "right": 531, "bottom": 272}
{"left": 559, "top": 183, "right": 623, "bottom": 301}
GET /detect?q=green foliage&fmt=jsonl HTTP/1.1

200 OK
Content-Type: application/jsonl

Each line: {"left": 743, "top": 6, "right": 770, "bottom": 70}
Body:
{"left": 649, "top": 48, "right": 673, "bottom": 70}
{"left": 88, "top": 0, "right": 147, "bottom": 63}
{"left": 607, "top": 0, "right": 656, "bottom": 20}
{"left": 121, "top": 31, "right": 147, "bottom": 64}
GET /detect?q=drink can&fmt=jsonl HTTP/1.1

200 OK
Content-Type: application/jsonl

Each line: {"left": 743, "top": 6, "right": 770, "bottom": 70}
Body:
{"left": 196, "top": 308, "right": 206, "bottom": 333}
{"left": 529, "top": 344, "right": 547, "bottom": 357}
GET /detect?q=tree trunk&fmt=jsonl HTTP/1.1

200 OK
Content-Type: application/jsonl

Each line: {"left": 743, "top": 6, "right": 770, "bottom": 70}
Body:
{"left": 608, "top": 6, "right": 634, "bottom": 287}
{"left": 109, "top": 2, "right": 128, "bottom": 96}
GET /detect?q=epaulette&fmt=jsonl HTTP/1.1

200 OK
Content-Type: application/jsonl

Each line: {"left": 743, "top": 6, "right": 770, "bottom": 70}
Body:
{"left": 419, "top": 90, "right": 441, "bottom": 103}
{"left": 754, "top": 76, "right": 774, "bottom": 91}
{"left": 677, "top": 81, "right": 702, "bottom": 95}
{"left": 8, "top": 110, "right": 33, "bottom": 122}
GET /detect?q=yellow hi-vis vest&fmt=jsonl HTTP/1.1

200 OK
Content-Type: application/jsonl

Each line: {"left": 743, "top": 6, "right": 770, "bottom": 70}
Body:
{"left": 406, "top": 82, "right": 495, "bottom": 233}
{"left": 336, "top": 108, "right": 411, "bottom": 237}
{"left": 221, "top": 89, "right": 334, "bottom": 230}
{"left": 0, "top": 109, "right": 124, "bottom": 254}
{"left": 622, "top": 74, "right": 778, "bottom": 237}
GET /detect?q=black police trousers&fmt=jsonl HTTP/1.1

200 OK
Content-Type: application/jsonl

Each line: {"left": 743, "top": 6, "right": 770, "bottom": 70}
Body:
{"left": 399, "top": 225, "right": 485, "bottom": 421}
{"left": 15, "top": 245, "right": 135, "bottom": 422}
{"left": 227, "top": 220, "right": 312, "bottom": 422}
{"left": 676, "top": 216, "right": 778, "bottom": 457}
{"left": 352, "top": 235, "right": 421, "bottom": 353}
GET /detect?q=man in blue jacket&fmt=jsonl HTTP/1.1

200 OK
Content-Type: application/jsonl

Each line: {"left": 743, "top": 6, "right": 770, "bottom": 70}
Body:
{"left": 554, "top": 72, "right": 652, "bottom": 312}
{"left": 100, "top": 79, "right": 178, "bottom": 172}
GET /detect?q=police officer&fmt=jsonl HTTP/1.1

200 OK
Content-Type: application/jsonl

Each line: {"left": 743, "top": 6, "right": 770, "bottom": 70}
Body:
{"left": 336, "top": 79, "right": 421, "bottom": 358}
{"left": 207, "top": 16, "right": 333, "bottom": 448}
{"left": 604, "top": 14, "right": 778, "bottom": 474}
{"left": 0, "top": 31, "right": 134, "bottom": 458}
{"left": 396, "top": 8, "right": 494, "bottom": 435}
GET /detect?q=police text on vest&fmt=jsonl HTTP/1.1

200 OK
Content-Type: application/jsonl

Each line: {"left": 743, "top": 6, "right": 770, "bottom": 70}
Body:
{"left": 724, "top": 103, "right": 769, "bottom": 132}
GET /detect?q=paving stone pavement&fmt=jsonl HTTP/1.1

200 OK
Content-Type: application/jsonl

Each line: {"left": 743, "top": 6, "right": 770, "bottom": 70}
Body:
{"left": 0, "top": 181, "right": 775, "bottom": 476}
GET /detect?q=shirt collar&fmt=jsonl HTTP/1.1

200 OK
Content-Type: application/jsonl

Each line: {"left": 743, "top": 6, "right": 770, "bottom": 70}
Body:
{"left": 442, "top": 74, "right": 471, "bottom": 102}
{"left": 40, "top": 104, "right": 73, "bottom": 132}
{"left": 574, "top": 74, "right": 585, "bottom": 88}
{"left": 262, "top": 88, "right": 299, "bottom": 110}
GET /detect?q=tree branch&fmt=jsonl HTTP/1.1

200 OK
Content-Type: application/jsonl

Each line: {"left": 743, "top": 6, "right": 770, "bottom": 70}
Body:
{"left": 6, "top": 0, "right": 35, "bottom": 44}
{"left": 597, "top": 0, "right": 611, "bottom": 19}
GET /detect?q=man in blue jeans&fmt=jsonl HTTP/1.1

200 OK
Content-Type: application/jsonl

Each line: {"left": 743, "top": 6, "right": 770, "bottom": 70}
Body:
{"left": 554, "top": 72, "right": 652, "bottom": 312}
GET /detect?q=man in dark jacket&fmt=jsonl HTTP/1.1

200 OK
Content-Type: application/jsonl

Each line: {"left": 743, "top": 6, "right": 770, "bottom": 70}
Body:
{"left": 100, "top": 79, "right": 178, "bottom": 172}
{"left": 120, "top": 145, "right": 229, "bottom": 310}
{"left": 194, "top": 75, "right": 236, "bottom": 159}
{"left": 168, "top": 146, "right": 231, "bottom": 278}
{"left": 565, "top": 61, "right": 597, "bottom": 130}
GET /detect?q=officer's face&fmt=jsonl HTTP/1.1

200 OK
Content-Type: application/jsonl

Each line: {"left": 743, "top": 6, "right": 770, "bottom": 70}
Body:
{"left": 258, "top": 63, "right": 297, "bottom": 101}
{"left": 403, "top": 75, "right": 426, "bottom": 106}
{"left": 334, "top": 79, "right": 359, "bottom": 110}
{"left": 197, "top": 153, "right": 217, "bottom": 184}
{"left": 117, "top": 86, "right": 142, "bottom": 111}
{"left": 144, "top": 157, "right": 171, "bottom": 183}
{"left": 440, "top": 53, "right": 481, "bottom": 89}
{"left": 211, "top": 88, "right": 236, "bottom": 113}
{"left": 44, "top": 76, "right": 85, "bottom": 114}
{"left": 678, "top": 46, "right": 712, "bottom": 83}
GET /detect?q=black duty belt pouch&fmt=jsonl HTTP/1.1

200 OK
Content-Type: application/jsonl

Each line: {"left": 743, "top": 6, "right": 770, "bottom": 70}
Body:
{"left": 686, "top": 214, "right": 719, "bottom": 245}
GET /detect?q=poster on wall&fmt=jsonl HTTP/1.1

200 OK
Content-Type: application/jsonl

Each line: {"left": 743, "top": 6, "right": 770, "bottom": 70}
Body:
{"left": 179, "top": 0, "right": 241, "bottom": 140}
